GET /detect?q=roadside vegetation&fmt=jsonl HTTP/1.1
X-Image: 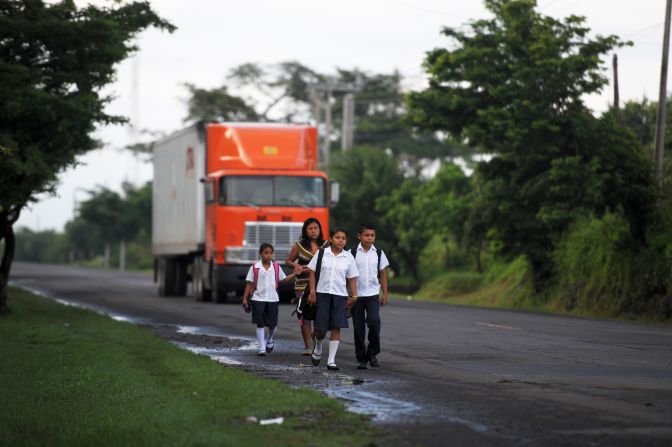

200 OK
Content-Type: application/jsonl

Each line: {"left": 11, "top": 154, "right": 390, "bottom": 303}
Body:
{"left": 9, "top": 0, "right": 672, "bottom": 322}
{"left": 0, "top": 287, "right": 380, "bottom": 447}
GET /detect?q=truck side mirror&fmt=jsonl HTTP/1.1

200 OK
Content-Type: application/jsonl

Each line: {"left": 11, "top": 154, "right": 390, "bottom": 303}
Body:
{"left": 329, "top": 181, "right": 340, "bottom": 207}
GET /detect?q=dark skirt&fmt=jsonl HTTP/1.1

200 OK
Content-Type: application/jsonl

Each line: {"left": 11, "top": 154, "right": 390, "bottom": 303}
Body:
{"left": 314, "top": 293, "right": 349, "bottom": 331}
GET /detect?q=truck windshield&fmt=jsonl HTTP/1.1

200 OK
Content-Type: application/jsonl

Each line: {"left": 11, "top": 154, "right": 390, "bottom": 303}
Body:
{"left": 219, "top": 176, "right": 326, "bottom": 207}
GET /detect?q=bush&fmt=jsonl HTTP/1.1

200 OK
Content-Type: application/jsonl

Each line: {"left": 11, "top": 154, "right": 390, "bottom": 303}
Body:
{"left": 417, "top": 271, "right": 483, "bottom": 299}
{"left": 552, "top": 213, "right": 671, "bottom": 319}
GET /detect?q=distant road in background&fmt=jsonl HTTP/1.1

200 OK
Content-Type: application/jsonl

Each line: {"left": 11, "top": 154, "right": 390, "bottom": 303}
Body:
{"left": 10, "top": 262, "right": 672, "bottom": 447}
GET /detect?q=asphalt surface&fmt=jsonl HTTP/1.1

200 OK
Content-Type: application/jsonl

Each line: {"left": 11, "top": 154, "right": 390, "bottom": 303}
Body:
{"left": 9, "top": 262, "right": 672, "bottom": 446}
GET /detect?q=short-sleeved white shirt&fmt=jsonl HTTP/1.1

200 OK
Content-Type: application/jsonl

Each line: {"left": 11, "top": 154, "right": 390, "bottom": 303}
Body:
{"left": 353, "top": 243, "right": 390, "bottom": 296}
{"left": 245, "top": 260, "right": 287, "bottom": 302}
{"left": 307, "top": 247, "right": 359, "bottom": 297}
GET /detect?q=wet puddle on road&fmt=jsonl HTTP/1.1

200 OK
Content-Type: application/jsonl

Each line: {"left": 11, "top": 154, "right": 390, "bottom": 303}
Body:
{"left": 163, "top": 325, "right": 422, "bottom": 422}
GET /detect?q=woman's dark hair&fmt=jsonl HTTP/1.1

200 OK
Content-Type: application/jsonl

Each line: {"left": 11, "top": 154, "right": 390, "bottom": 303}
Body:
{"left": 259, "top": 242, "right": 274, "bottom": 253}
{"left": 300, "top": 217, "right": 325, "bottom": 249}
{"left": 329, "top": 227, "right": 347, "bottom": 238}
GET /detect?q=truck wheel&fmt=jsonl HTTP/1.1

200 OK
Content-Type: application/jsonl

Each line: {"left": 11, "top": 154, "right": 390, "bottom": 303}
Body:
{"left": 192, "top": 258, "right": 211, "bottom": 302}
{"left": 211, "top": 262, "right": 228, "bottom": 303}
{"left": 174, "top": 258, "right": 188, "bottom": 296}
{"left": 158, "top": 257, "right": 176, "bottom": 296}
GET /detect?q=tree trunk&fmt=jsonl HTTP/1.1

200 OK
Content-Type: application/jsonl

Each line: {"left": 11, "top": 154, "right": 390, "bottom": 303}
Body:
{"left": 0, "top": 208, "right": 21, "bottom": 314}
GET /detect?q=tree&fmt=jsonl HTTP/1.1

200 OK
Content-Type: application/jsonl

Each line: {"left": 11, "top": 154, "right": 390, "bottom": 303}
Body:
{"left": 184, "top": 61, "right": 322, "bottom": 124}
{"left": 0, "top": 0, "right": 174, "bottom": 312}
{"left": 329, "top": 146, "right": 403, "bottom": 268}
{"left": 334, "top": 69, "right": 465, "bottom": 160}
{"left": 377, "top": 163, "right": 472, "bottom": 286}
{"left": 406, "top": 0, "right": 653, "bottom": 286}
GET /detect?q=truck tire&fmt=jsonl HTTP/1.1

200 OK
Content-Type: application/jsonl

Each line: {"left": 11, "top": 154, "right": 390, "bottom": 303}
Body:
{"left": 211, "top": 261, "right": 228, "bottom": 303}
{"left": 174, "top": 258, "right": 188, "bottom": 296}
{"left": 158, "top": 257, "right": 176, "bottom": 297}
{"left": 192, "top": 257, "right": 211, "bottom": 302}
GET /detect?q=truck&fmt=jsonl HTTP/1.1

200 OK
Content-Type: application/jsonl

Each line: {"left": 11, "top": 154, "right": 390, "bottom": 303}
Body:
{"left": 151, "top": 122, "right": 338, "bottom": 302}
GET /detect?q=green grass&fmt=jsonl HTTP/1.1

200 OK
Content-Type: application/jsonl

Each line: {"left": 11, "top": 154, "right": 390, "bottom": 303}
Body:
{"left": 0, "top": 288, "right": 382, "bottom": 447}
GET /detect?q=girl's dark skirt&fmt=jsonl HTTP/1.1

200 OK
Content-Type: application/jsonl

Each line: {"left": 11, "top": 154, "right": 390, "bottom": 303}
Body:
{"left": 251, "top": 300, "right": 279, "bottom": 327}
{"left": 314, "top": 293, "right": 349, "bottom": 332}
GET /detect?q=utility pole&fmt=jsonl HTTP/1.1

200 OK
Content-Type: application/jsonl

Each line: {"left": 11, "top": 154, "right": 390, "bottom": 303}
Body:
{"left": 613, "top": 54, "right": 620, "bottom": 122}
{"left": 341, "top": 93, "right": 355, "bottom": 151}
{"left": 654, "top": 0, "right": 672, "bottom": 186}
{"left": 310, "top": 78, "right": 361, "bottom": 168}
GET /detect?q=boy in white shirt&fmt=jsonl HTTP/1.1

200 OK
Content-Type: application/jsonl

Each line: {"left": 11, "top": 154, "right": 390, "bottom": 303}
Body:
{"left": 307, "top": 228, "right": 359, "bottom": 371}
{"left": 242, "top": 243, "right": 300, "bottom": 356}
{"left": 350, "top": 223, "right": 389, "bottom": 369}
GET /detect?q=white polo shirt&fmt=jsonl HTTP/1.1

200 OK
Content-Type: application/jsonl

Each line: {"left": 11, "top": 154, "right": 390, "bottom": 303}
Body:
{"left": 353, "top": 243, "right": 390, "bottom": 296}
{"left": 245, "top": 260, "right": 286, "bottom": 302}
{"left": 307, "top": 247, "right": 359, "bottom": 297}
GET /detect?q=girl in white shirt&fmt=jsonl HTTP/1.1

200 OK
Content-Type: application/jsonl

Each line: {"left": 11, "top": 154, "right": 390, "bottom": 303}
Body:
{"left": 307, "top": 228, "right": 359, "bottom": 371}
{"left": 242, "top": 243, "right": 300, "bottom": 356}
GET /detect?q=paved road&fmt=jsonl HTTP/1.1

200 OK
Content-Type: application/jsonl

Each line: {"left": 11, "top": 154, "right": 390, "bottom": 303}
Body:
{"left": 10, "top": 262, "right": 672, "bottom": 446}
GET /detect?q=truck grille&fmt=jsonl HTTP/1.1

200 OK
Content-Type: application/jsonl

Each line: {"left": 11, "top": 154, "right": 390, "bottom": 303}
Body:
{"left": 226, "top": 222, "right": 303, "bottom": 264}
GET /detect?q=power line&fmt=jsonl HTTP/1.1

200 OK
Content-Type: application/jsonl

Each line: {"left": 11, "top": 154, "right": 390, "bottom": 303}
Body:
{"left": 539, "top": 0, "right": 566, "bottom": 11}
{"left": 377, "top": 0, "right": 466, "bottom": 18}
{"left": 625, "top": 22, "right": 664, "bottom": 39}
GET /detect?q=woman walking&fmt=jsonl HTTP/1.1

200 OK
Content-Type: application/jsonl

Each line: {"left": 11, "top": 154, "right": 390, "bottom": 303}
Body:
{"left": 285, "top": 217, "right": 328, "bottom": 355}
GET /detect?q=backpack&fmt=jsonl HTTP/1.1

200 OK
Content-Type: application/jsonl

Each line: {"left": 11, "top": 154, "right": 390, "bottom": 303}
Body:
{"left": 252, "top": 261, "right": 280, "bottom": 292}
{"left": 350, "top": 246, "right": 383, "bottom": 279}
{"left": 293, "top": 248, "right": 325, "bottom": 320}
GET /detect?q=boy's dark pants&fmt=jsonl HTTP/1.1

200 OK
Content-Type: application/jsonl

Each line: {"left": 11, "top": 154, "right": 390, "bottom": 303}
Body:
{"left": 352, "top": 295, "right": 381, "bottom": 362}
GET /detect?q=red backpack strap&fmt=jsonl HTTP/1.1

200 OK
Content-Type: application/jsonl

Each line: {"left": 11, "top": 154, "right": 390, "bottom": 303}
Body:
{"left": 273, "top": 261, "right": 280, "bottom": 289}
{"left": 252, "top": 265, "right": 259, "bottom": 291}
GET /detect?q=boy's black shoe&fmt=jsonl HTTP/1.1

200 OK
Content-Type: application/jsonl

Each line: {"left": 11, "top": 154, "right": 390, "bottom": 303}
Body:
{"left": 356, "top": 361, "right": 368, "bottom": 370}
{"left": 327, "top": 363, "right": 340, "bottom": 371}
{"left": 369, "top": 355, "right": 380, "bottom": 367}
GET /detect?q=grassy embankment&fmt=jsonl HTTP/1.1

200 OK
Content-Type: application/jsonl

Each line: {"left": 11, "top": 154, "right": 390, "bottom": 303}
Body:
{"left": 0, "top": 287, "right": 382, "bottom": 447}
{"left": 405, "top": 214, "right": 672, "bottom": 323}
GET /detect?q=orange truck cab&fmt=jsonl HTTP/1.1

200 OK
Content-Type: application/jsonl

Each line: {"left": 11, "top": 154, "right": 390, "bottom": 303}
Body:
{"left": 152, "top": 122, "right": 338, "bottom": 302}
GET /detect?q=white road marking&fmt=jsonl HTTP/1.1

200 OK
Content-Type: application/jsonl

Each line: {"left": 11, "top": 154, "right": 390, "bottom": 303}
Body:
{"left": 476, "top": 322, "right": 521, "bottom": 331}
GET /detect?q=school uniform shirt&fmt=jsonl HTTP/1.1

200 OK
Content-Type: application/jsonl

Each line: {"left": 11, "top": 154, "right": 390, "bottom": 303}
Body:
{"left": 353, "top": 243, "right": 390, "bottom": 297}
{"left": 307, "top": 247, "right": 359, "bottom": 297}
{"left": 245, "top": 260, "right": 287, "bottom": 302}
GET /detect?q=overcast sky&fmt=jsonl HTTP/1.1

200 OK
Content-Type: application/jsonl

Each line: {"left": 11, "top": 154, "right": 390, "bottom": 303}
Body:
{"left": 17, "top": 0, "right": 669, "bottom": 231}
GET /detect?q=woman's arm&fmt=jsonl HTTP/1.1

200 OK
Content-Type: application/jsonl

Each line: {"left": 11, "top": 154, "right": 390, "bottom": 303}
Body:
{"left": 285, "top": 244, "right": 300, "bottom": 269}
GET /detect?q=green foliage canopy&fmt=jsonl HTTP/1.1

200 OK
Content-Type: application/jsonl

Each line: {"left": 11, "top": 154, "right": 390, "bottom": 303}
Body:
{"left": 407, "top": 0, "right": 654, "bottom": 284}
{"left": 0, "top": 0, "right": 174, "bottom": 218}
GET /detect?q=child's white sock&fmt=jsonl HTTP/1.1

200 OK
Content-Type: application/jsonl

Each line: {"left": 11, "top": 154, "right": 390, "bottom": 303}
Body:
{"left": 267, "top": 326, "right": 277, "bottom": 343}
{"left": 327, "top": 340, "right": 339, "bottom": 364}
{"left": 313, "top": 338, "right": 323, "bottom": 355}
{"left": 256, "top": 327, "right": 265, "bottom": 352}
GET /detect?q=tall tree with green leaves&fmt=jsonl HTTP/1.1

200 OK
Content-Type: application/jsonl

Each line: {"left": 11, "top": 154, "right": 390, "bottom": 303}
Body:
{"left": 407, "top": 0, "right": 654, "bottom": 286}
{"left": 329, "top": 146, "right": 403, "bottom": 257}
{"left": 0, "top": 0, "right": 174, "bottom": 312}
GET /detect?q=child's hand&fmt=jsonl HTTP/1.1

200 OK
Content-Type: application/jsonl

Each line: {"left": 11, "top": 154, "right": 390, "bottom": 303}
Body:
{"left": 293, "top": 265, "right": 302, "bottom": 275}
{"left": 302, "top": 265, "right": 311, "bottom": 273}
